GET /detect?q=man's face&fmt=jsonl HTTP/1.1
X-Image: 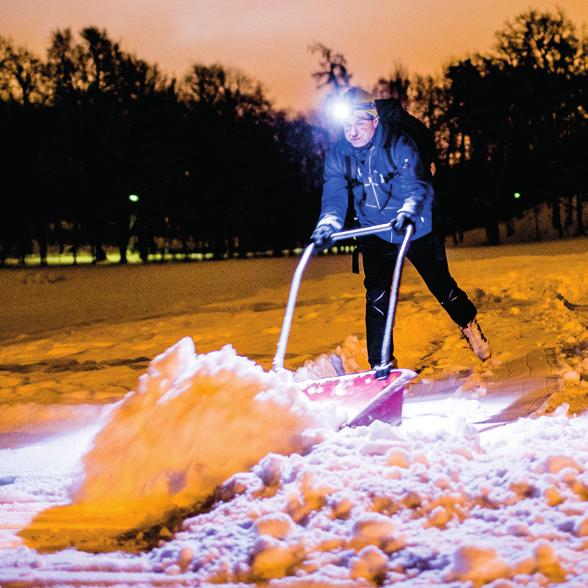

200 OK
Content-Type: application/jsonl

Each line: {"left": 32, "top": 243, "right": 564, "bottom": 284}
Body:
{"left": 343, "top": 115, "right": 378, "bottom": 148}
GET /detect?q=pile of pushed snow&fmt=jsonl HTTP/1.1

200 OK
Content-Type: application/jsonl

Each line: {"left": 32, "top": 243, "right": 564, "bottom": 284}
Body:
{"left": 20, "top": 338, "right": 331, "bottom": 551}
{"left": 142, "top": 409, "right": 588, "bottom": 586}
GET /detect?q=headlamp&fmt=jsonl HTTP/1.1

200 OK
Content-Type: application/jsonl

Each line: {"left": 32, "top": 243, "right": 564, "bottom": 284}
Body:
{"left": 328, "top": 97, "right": 377, "bottom": 125}
{"left": 330, "top": 99, "right": 352, "bottom": 123}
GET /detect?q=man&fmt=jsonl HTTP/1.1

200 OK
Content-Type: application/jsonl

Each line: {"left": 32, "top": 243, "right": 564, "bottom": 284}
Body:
{"left": 311, "top": 86, "right": 491, "bottom": 369}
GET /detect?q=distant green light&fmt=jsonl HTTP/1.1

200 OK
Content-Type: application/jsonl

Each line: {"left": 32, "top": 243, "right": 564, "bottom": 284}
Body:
{"left": 129, "top": 194, "right": 140, "bottom": 203}
{"left": 513, "top": 192, "right": 521, "bottom": 199}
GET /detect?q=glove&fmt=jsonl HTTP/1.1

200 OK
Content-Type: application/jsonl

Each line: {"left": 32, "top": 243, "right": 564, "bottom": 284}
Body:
{"left": 392, "top": 211, "right": 415, "bottom": 234}
{"left": 311, "top": 224, "right": 336, "bottom": 251}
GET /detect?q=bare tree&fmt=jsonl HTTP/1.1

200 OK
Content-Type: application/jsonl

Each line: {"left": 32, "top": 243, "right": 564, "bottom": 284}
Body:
{"left": 182, "top": 63, "right": 270, "bottom": 120}
{"left": 373, "top": 63, "right": 411, "bottom": 107}
{"left": 308, "top": 42, "right": 352, "bottom": 91}
{"left": 495, "top": 8, "right": 584, "bottom": 74}
{"left": 0, "top": 36, "right": 48, "bottom": 106}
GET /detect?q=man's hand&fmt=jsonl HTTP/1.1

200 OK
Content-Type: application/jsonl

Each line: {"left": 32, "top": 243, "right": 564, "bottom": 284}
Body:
{"left": 311, "top": 224, "right": 336, "bottom": 251}
{"left": 392, "top": 211, "right": 415, "bottom": 234}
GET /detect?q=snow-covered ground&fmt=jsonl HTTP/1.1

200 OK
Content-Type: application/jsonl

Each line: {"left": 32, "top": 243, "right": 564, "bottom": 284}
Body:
{"left": 0, "top": 235, "right": 587, "bottom": 587}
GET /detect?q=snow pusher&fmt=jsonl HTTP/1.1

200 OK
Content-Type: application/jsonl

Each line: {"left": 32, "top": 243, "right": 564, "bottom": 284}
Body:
{"left": 273, "top": 223, "right": 417, "bottom": 428}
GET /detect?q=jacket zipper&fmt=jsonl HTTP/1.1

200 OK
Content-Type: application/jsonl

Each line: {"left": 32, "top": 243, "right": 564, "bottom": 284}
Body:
{"left": 367, "top": 147, "right": 381, "bottom": 209}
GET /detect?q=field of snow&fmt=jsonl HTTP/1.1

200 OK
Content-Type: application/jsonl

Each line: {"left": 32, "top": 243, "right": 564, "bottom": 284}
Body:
{"left": 0, "top": 235, "right": 587, "bottom": 587}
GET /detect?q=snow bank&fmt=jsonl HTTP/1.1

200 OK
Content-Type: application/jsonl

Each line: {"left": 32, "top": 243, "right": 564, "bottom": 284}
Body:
{"left": 20, "top": 338, "right": 329, "bottom": 552}
{"left": 3, "top": 361, "right": 588, "bottom": 585}
{"left": 134, "top": 411, "right": 588, "bottom": 586}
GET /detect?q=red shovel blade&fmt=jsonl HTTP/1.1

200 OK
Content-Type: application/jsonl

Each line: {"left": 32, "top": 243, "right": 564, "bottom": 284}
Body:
{"left": 299, "top": 368, "right": 416, "bottom": 427}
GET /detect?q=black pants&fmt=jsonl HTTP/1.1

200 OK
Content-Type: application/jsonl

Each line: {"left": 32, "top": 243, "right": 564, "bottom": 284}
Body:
{"left": 360, "top": 232, "right": 477, "bottom": 367}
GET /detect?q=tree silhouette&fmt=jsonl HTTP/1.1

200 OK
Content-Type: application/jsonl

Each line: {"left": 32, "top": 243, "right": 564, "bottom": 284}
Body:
{"left": 0, "top": 12, "right": 585, "bottom": 267}
{"left": 374, "top": 63, "right": 411, "bottom": 107}
{"left": 495, "top": 9, "right": 584, "bottom": 74}
{"left": 309, "top": 43, "right": 352, "bottom": 91}
{"left": 436, "top": 8, "right": 586, "bottom": 241}
{"left": 0, "top": 36, "right": 48, "bottom": 106}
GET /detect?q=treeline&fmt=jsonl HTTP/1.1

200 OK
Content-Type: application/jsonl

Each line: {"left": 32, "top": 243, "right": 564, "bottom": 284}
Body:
{"left": 0, "top": 28, "right": 326, "bottom": 264}
{"left": 0, "top": 8, "right": 585, "bottom": 265}
{"left": 402, "top": 9, "right": 586, "bottom": 243}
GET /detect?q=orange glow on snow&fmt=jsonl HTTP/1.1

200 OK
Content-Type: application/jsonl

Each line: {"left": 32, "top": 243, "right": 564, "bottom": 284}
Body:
{"left": 20, "top": 339, "right": 324, "bottom": 552}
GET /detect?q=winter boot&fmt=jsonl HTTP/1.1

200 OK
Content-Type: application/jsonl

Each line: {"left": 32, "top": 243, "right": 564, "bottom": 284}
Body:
{"left": 370, "top": 356, "right": 398, "bottom": 370}
{"left": 460, "top": 319, "right": 492, "bottom": 361}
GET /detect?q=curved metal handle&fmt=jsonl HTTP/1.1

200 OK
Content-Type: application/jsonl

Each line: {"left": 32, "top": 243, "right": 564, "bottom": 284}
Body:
{"left": 272, "top": 243, "right": 315, "bottom": 371}
{"left": 331, "top": 222, "right": 394, "bottom": 242}
{"left": 378, "top": 223, "right": 414, "bottom": 368}
{"left": 272, "top": 222, "right": 396, "bottom": 372}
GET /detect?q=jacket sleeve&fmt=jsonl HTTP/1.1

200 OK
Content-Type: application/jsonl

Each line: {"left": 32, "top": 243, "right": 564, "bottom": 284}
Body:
{"left": 391, "top": 132, "right": 434, "bottom": 218}
{"left": 316, "top": 146, "right": 348, "bottom": 231}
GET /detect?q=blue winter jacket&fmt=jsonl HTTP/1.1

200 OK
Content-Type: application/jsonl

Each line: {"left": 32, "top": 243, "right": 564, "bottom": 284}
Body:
{"left": 317, "top": 123, "right": 434, "bottom": 244}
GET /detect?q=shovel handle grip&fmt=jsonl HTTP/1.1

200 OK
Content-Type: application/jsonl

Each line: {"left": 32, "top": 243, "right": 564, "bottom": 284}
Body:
{"left": 330, "top": 222, "right": 394, "bottom": 242}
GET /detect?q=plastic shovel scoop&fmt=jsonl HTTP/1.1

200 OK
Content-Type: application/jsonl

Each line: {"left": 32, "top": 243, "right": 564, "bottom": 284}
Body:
{"left": 300, "top": 368, "right": 415, "bottom": 427}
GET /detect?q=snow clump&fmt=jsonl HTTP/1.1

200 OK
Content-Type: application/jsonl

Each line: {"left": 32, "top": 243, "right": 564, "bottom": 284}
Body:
{"left": 139, "top": 412, "right": 588, "bottom": 586}
{"left": 20, "top": 338, "right": 331, "bottom": 551}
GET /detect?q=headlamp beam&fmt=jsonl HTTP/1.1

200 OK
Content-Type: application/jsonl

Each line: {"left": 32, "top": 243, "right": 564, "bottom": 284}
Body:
{"left": 328, "top": 96, "right": 377, "bottom": 125}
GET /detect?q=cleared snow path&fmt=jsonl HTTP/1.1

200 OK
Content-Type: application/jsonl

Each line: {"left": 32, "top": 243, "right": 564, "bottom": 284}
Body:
{"left": 0, "top": 237, "right": 586, "bottom": 586}
{"left": 404, "top": 346, "right": 562, "bottom": 432}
